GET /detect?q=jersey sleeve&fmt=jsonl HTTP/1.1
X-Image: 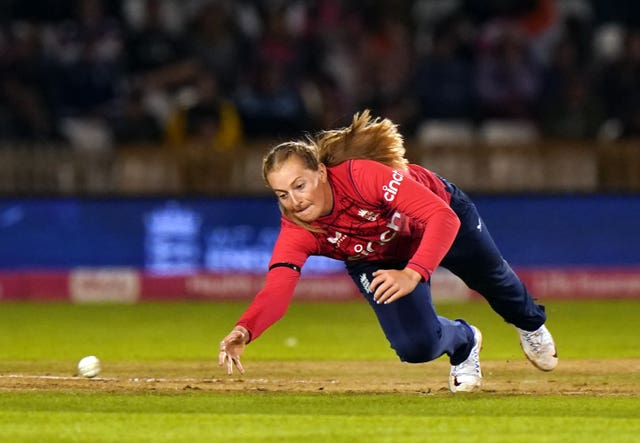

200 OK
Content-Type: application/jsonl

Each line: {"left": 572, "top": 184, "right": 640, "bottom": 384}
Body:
{"left": 349, "top": 159, "right": 460, "bottom": 280}
{"left": 235, "top": 219, "right": 318, "bottom": 341}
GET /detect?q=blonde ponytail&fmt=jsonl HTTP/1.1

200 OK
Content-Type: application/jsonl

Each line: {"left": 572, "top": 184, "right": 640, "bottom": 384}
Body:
{"left": 317, "top": 110, "right": 408, "bottom": 170}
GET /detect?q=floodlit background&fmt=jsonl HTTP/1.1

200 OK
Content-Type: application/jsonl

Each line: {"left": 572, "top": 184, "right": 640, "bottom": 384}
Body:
{"left": 0, "top": 0, "right": 638, "bottom": 302}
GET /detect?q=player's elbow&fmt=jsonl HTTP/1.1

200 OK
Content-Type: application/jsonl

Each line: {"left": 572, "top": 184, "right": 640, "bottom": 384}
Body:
{"left": 438, "top": 205, "right": 461, "bottom": 233}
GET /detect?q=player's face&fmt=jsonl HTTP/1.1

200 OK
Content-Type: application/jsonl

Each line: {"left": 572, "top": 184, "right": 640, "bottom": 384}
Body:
{"left": 267, "top": 156, "right": 332, "bottom": 223}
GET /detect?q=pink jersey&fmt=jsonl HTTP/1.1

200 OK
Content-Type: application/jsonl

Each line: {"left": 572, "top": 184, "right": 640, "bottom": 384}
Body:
{"left": 237, "top": 159, "right": 461, "bottom": 340}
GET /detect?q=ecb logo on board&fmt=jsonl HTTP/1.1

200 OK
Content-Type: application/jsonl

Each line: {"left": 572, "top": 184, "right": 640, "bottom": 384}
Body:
{"left": 144, "top": 202, "right": 202, "bottom": 274}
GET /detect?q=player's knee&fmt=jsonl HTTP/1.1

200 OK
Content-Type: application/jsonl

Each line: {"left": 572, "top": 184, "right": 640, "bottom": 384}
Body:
{"left": 392, "top": 336, "right": 440, "bottom": 363}
{"left": 468, "top": 271, "right": 523, "bottom": 300}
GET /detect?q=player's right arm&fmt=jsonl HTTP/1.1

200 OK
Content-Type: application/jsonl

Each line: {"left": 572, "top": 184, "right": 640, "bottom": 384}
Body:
{"left": 218, "top": 220, "right": 317, "bottom": 374}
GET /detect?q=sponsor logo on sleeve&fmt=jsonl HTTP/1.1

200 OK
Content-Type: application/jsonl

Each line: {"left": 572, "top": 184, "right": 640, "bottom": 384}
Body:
{"left": 382, "top": 170, "right": 404, "bottom": 202}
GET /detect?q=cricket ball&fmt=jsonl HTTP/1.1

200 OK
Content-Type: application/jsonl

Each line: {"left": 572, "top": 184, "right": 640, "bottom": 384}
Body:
{"left": 78, "top": 355, "right": 101, "bottom": 378}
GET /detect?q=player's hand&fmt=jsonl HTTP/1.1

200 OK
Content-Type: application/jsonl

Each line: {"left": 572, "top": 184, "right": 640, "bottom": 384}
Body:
{"left": 370, "top": 268, "right": 422, "bottom": 304}
{"left": 218, "top": 327, "right": 248, "bottom": 375}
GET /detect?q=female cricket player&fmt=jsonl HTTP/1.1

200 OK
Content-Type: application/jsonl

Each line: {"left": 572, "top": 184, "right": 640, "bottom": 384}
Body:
{"left": 218, "top": 110, "right": 557, "bottom": 392}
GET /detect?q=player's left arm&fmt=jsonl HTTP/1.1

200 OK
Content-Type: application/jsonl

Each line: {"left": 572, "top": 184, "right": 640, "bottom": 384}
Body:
{"left": 350, "top": 160, "right": 460, "bottom": 304}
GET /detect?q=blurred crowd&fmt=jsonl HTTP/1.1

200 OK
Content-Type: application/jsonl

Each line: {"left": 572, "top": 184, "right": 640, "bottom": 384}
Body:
{"left": 0, "top": 0, "right": 639, "bottom": 153}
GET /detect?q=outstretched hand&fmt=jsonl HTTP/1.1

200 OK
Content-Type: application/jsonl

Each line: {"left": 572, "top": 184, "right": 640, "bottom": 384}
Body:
{"left": 370, "top": 268, "right": 422, "bottom": 304}
{"left": 218, "top": 327, "right": 249, "bottom": 375}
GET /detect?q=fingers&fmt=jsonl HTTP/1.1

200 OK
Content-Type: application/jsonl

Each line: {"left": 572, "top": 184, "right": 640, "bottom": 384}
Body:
{"left": 372, "top": 280, "right": 397, "bottom": 304}
{"left": 375, "top": 286, "right": 400, "bottom": 304}
{"left": 371, "top": 271, "right": 395, "bottom": 304}
{"left": 219, "top": 335, "right": 245, "bottom": 375}
{"left": 226, "top": 353, "right": 234, "bottom": 375}
{"left": 219, "top": 352, "right": 245, "bottom": 375}
{"left": 371, "top": 270, "right": 411, "bottom": 304}
{"left": 219, "top": 348, "right": 243, "bottom": 375}
{"left": 380, "top": 291, "right": 403, "bottom": 304}
{"left": 218, "top": 341, "right": 234, "bottom": 375}
{"left": 369, "top": 270, "right": 384, "bottom": 296}
{"left": 233, "top": 356, "right": 245, "bottom": 374}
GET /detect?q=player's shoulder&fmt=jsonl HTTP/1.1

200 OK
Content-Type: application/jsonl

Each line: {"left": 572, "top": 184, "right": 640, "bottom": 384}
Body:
{"left": 349, "top": 158, "right": 388, "bottom": 171}
{"left": 281, "top": 215, "right": 309, "bottom": 232}
{"left": 328, "top": 159, "right": 390, "bottom": 181}
{"left": 279, "top": 216, "right": 319, "bottom": 246}
{"left": 326, "top": 159, "right": 392, "bottom": 206}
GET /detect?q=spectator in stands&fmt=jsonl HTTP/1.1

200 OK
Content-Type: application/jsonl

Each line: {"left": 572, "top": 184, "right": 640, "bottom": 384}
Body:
{"left": 0, "top": 23, "right": 56, "bottom": 141}
{"left": 598, "top": 28, "right": 640, "bottom": 138}
{"left": 414, "top": 16, "right": 477, "bottom": 122}
{"left": 540, "top": 37, "right": 604, "bottom": 139}
{"left": 351, "top": 6, "right": 415, "bottom": 128}
{"left": 46, "top": 0, "right": 125, "bottom": 150}
{"left": 541, "top": 73, "right": 604, "bottom": 139}
{"left": 0, "top": 0, "right": 638, "bottom": 149}
{"left": 301, "top": 0, "right": 361, "bottom": 129}
{"left": 124, "top": 0, "right": 200, "bottom": 126}
{"left": 231, "top": 2, "right": 311, "bottom": 137}
{"left": 186, "top": 1, "right": 247, "bottom": 92}
{"left": 111, "top": 86, "right": 163, "bottom": 146}
{"left": 166, "top": 71, "right": 242, "bottom": 151}
{"left": 165, "top": 71, "right": 243, "bottom": 193}
{"left": 234, "top": 59, "right": 309, "bottom": 138}
{"left": 124, "top": 0, "right": 196, "bottom": 84}
{"left": 475, "top": 20, "right": 543, "bottom": 120}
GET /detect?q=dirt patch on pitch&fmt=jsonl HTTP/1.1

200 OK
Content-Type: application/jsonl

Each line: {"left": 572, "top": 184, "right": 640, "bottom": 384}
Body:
{"left": 1, "top": 359, "right": 638, "bottom": 396}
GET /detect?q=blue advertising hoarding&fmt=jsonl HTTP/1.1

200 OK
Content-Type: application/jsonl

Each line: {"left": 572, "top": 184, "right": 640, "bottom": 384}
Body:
{"left": 0, "top": 197, "right": 344, "bottom": 273}
{"left": 0, "top": 194, "right": 638, "bottom": 271}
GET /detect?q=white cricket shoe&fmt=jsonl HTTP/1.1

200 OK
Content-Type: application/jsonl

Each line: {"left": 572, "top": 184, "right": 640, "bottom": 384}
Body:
{"left": 517, "top": 324, "right": 558, "bottom": 371}
{"left": 449, "top": 326, "right": 482, "bottom": 393}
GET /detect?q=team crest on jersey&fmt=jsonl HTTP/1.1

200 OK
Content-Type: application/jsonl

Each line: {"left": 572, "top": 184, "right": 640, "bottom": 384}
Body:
{"left": 326, "top": 231, "right": 346, "bottom": 247}
{"left": 357, "top": 209, "right": 379, "bottom": 221}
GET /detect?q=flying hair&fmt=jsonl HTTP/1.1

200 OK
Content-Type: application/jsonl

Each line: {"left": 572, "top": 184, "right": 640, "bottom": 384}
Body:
{"left": 317, "top": 109, "right": 408, "bottom": 170}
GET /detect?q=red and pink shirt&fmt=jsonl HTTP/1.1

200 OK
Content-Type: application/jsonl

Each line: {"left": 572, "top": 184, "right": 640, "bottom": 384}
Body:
{"left": 237, "top": 159, "right": 461, "bottom": 340}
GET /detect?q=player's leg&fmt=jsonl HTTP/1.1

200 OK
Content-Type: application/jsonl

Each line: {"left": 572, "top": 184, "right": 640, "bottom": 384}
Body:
{"left": 346, "top": 261, "right": 482, "bottom": 391}
{"left": 441, "top": 183, "right": 558, "bottom": 370}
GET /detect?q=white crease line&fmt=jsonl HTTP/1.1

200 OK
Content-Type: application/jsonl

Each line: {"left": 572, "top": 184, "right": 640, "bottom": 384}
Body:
{"left": 0, "top": 374, "right": 230, "bottom": 383}
{"left": 0, "top": 374, "right": 119, "bottom": 381}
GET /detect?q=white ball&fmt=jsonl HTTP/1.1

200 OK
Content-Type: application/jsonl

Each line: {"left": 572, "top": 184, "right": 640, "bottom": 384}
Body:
{"left": 77, "top": 355, "right": 101, "bottom": 378}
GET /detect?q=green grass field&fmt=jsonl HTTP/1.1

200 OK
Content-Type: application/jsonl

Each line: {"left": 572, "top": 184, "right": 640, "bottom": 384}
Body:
{"left": 0, "top": 299, "right": 639, "bottom": 442}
